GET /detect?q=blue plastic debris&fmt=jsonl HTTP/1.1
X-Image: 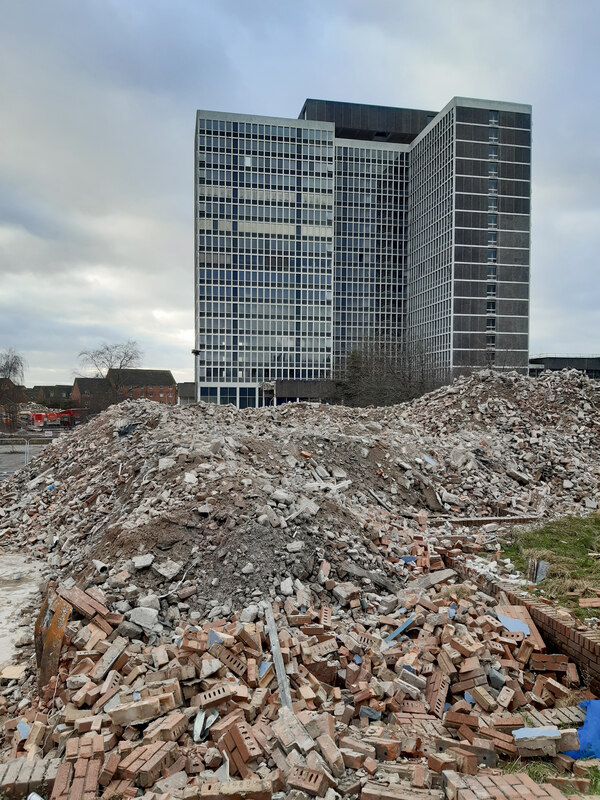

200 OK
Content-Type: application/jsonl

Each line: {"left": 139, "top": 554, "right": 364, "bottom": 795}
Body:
{"left": 464, "top": 691, "right": 475, "bottom": 705}
{"left": 258, "top": 661, "right": 272, "bottom": 678}
{"left": 353, "top": 655, "right": 363, "bottom": 665}
{"left": 564, "top": 699, "right": 600, "bottom": 759}
{"left": 449, "top": 602, "right": 457, "bottom": 620}
{"left": 208, "top": 629, "right": 223, "bottom": 647}
{"left": 401, "top": 556, "right": 417, "bottom": 563}
{"left": 359, "top": 706, "right": 382, "bottom": 721}
{"left": 384, "top": 614, "right": 415, "bottom": 643}
{"left": 497, "top": 615, "right": 530, "bottom": 635}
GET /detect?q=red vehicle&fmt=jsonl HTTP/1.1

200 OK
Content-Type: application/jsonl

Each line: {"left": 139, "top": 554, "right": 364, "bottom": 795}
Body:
{"left": 23, "top": 409, "right": 89, "bottom": 430}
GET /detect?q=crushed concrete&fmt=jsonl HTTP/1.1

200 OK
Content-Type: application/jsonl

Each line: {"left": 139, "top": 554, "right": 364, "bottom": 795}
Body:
{"left": 0, "top": 369, "right": 598, "bottom": 618}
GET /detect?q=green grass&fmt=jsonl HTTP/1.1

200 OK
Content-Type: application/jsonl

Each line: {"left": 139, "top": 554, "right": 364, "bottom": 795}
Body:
{"left": 502, "top": 515, "right": 600, "bottom": 621}
{"left": 589, "top": 767, "right": 600, "bottom": 795}
{"left": 501, "top": 758, "right": 558, "bottom": 783}
{"left": 501, "top": 758, "right": 600, "bottom": 794}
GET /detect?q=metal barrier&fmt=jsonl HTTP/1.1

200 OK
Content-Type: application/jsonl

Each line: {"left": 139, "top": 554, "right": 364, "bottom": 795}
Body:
{"left": 0, "top": 437, "right": 52, "bottom": 468}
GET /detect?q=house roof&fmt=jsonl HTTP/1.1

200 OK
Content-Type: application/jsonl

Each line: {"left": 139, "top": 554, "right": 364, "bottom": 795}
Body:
{"left": 30, "top": 384, "right": 72, "bottom": 397}
{"left": 107, "top": 368, "right": 176, "bottom": 387}
{"left": 73, "top": 377, "right": 110, "bottom": 393}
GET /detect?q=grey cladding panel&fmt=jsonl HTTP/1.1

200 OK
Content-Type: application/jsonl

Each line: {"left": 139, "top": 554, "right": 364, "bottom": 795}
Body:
{"left": 498, "top": 264, "right": 529, "bottom": 281}
{"left": 498, "top": 111, "right": 531, "bottom": 129}
{"left": 498, "top": 248, "right": 529, "bottom": 266}
{"left": 500, "top": 162, "right": 531, "bottom": 180}
{"left": 456, "top": 107, "right": 490, "bottom": 125}
{"left": 456, "top": 159, "right": 489, "bottom": 177}
{"left": 455, "top": 194, "right": 488, "bottom": 211}
{"left": 500, "top": 197, "right": 530, "bottom": 214}
{"left": 499, "top": 214, "right": 530, "bottom": 232}
{"left": 498, "top": 283, "right": 529, "bottom": 300}
{"left": 454, "top": 280, "right": 487, "bottom": 298}
{"left": 497, "top": 302, "right": 529, "bottom": 321}
{"left": 455, "top": 229, "right": 489, "bottom": 246}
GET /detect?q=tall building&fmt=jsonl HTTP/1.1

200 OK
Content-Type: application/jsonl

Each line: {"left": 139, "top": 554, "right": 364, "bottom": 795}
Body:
{"left": 194, "top": 97, "right": 531, "bottom": 406}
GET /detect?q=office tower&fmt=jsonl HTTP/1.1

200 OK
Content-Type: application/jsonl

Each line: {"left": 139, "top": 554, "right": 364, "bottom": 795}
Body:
{"left": 194, "top": 97, "right": 531, "bottom": 406}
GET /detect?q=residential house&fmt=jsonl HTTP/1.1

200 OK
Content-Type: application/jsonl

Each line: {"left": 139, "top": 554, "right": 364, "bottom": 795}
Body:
{"left": 71, "top": 377, "right": 112, "bottom": 412}
{"left": 107, "top": 369, "right": 177, "bottom": 405}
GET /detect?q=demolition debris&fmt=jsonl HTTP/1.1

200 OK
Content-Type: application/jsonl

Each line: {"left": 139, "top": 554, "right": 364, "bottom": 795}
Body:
{"left": 0, "top": 369, "right": 598, "bottom": 799}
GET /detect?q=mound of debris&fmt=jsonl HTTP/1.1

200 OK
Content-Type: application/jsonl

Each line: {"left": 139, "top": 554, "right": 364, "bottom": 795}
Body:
{"left": 0, "top": 370, "right": 598, "bottom": 799}
{"left": 0, "top": 537, "right": 591, "bottom": 800}
{"left": 0, "top": 369, "right": 599, "bottom": 616}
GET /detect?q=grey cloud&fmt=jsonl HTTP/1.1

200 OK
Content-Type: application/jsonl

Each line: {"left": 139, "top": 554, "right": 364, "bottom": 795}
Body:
{"left": 1, "top": 0, "right": 600, "bottom": 385}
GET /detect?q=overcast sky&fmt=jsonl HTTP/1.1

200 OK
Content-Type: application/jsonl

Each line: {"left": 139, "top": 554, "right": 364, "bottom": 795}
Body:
{"left": 1, "top": 0, "right": 599, "bottom": 385}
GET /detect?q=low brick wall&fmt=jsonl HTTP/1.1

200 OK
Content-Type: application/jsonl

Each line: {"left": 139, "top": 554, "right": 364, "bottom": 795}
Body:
{"left": 449, "top": 554, "right": 600, "bottom": 695}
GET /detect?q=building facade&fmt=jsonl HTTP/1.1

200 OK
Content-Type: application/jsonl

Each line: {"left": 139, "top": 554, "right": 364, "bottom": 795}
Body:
{"left": 194, "top": 97, "right": 531, "bottom": 406}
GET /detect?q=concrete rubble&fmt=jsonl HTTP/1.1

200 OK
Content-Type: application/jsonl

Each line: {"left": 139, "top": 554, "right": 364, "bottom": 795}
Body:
{"left": 0, "top": 369, "right": 598, "bottom": 799}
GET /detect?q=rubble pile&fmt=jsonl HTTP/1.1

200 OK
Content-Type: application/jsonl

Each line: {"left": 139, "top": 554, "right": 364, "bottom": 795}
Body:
{"left": 0, "top": 369, "right": 598, "bottom": 618}
{"left": 0, "top": 543, "right": 592, "bottom": 800}
{"left": 0, "top": 369, "right": 598, "bottom": 798}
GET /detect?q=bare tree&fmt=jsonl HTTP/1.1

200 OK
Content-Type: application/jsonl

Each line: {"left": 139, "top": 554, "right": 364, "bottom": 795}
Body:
{"left": 335, "top": 337, "right": 450, "bottom": 407}
{"left": 0, "top": 348, "right": 26, "bottom": 384}
{"left": 0, "top": 349, "right": 27, "bottom": 430}
{"left": 78, "top": 340, "right": 142, "bottom": 403}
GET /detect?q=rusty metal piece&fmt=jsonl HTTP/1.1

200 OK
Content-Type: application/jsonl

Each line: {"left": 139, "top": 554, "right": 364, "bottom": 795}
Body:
{"left": 35, "top": 596, "right": 71, "bottom": 691}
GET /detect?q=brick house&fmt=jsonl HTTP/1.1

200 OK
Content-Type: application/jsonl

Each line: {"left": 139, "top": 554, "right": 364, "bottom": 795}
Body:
{"left": 107, "top": 369, "right": 177, "bottom": 405}
{"left": 28, "top": 385, "right": 73, "bottom": 408}
{"left": 71, "top": 377, "right": 112, "bottom": 412}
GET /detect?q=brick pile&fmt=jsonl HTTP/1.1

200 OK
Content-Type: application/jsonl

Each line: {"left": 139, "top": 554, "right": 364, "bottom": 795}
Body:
{"left": 0, "top": 534, "right": 593, "bottom": 800}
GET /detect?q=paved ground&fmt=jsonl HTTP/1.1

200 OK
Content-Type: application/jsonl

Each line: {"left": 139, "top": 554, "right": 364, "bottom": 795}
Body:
{"left": 0, "top": 445, "right": 48, "bottom": 482}
{"left": 0, "top": 554, "right": 44, "bottom": 668}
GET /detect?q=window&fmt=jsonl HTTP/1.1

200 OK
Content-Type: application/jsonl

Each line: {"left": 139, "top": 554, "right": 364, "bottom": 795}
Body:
{"left": 488, "top": 231, "right": 497, "bottom": 246}
{"left": 486, "top": 300, "right": 496, "bottom": 313}
{"left": 200, "top": 387, "right": 217, "bottom": 404}
{"left": 239, "top": 387, "right": 256, "bottom": 409}
{"left": 486, "top": 317, "right": 496, "bottom": 331}
{"left": 219, "top": 387, "right": 237, "bottom": 405}
{"left": 486, "top": 333, "right": 496, "bottom": 348}
{"left": 486, "top": 264, "right": 497, "bottom": 279}
{"left": 486, "top": 283, "right": 497, "bottom": 296}
{"left": 489, "top": 179, "right": 498, "bottom": 194}
{"left": 489, "top": 127, "right": 499, "bottom": 142}
{"left": 489, "top": 110, "right": 499, "bottom": 125}
{"left": 488, "top": 163, "right": 498, "bottom": 178}
{"left": 489, "top": 145, "right": 498, "bottom": 159}
{"left": 488, "top": 196, "right": 498, "bottom": 212}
